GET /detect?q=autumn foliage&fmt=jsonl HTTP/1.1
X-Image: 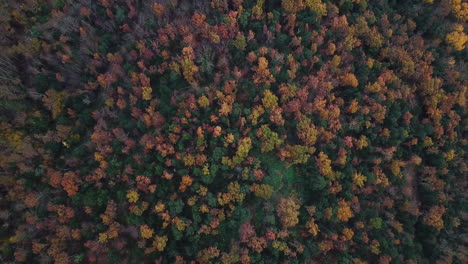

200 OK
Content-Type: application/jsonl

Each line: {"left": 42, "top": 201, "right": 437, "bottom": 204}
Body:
{"left": 0, "top": 0, "right": 466, "bottom": 263}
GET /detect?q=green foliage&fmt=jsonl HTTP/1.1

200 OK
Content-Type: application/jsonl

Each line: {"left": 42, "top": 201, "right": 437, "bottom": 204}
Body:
{"left": 370, "top": 217, "right": 383, "bottom": 229}
{"left": 261, "top": 154, "right": 295, "bottom": 192}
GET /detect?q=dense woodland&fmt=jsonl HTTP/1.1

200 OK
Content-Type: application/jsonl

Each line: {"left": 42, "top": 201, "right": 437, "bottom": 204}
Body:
{"left": 0, "top": 0, "right": 467, "bottom": 263}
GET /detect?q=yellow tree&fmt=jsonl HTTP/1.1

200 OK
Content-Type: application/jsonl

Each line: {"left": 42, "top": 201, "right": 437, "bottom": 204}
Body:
{"left": 337, "top": 199, "right": 353, "bottom": 222}
{"left": 253, "top": 57, "right": 275, "bottom": 86}
{"left": 222, "top": 137, "right": 252, "bottom": 167}
{"left": 258, "top": 125, "right": 283, "bottom": 153}
{"left": 316, "top": 152, "right": 334, "bottom": 179}
{"left": 297, "top": 116, "right": 318, "bottom": 146}
{"left": 276, "top": 197, "right": 300, "bottom": 228}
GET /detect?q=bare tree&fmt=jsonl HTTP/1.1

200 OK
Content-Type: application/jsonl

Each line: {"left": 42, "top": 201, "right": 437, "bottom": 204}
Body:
{"left": 0, "top": 54, "right": 21, "bottom": 99}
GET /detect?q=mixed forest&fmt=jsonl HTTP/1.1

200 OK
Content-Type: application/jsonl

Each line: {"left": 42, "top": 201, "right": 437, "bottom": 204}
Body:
{"left": 0, "top": 0, "right": 467, "bottom": 263}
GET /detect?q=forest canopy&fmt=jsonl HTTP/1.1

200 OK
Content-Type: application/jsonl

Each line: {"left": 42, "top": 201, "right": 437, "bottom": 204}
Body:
{"left": 0, "top": 0, "right": 466, "bottom": 263}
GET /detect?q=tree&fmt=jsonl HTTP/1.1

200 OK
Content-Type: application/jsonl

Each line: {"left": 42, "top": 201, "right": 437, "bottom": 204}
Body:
{"left": 258, "top": 125, "right": 283, "bottom": 153}
{"left": 276, "top": 197, "right": 300, "bottom": 228}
